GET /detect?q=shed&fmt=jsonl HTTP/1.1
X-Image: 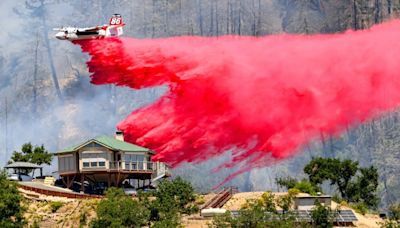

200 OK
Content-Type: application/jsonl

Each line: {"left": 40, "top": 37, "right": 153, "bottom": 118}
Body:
{"left": 4, "top": 162, "right": 43, "bottom": 176}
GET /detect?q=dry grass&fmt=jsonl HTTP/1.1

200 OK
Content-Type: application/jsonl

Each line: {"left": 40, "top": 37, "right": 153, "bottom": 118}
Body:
{"left": 24, "top": 199, "right": 100, "bottom": 228}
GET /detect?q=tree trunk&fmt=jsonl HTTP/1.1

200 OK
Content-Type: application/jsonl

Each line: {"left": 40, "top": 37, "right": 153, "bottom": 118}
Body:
{"left": 33, "top": 34, "right": 39, "bottom": 115}
{"left": 40, "top": 1, "right": 63, "bottom": 102}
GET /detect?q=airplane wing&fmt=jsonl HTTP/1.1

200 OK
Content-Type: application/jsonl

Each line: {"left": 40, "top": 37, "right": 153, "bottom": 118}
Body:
{"left": 77, "top": 26, "right": 102, "bottom": 32}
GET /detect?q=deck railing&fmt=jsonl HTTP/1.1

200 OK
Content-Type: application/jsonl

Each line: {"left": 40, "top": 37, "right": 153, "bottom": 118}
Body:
{"left": 109, "top": 161, "right": 154, "bottom": 171}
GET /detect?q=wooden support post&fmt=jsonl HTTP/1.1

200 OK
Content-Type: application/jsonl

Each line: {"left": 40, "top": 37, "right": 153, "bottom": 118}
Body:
{"left": 108, "top": 173, "right": 111, "bottom": 187}
{"left": 61, "top": 176, "right": 67, "bottom": 187}
{"left": 81, "top": 174, "right": 85, "bottom": 193}
{"left": 116, "top": 172, "right": 121, "bottom": 187}
{"left": 68, "top": 175, "right": 77, "bottom": 188}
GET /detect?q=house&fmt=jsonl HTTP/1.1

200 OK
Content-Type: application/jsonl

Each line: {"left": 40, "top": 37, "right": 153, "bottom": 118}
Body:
{"left": 54, "top": 131, "right": 169, "bottom": 193}
{"left": 294, "top": 194, "right": 332, "bottom": 210}
{"left": 293, "top": 194, "right": 358, "bottom": 226}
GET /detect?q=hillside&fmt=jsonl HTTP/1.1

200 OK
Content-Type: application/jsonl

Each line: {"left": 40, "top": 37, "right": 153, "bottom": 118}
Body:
{"left": 0, "top": 0, "right": 400, "bottom": 208}
{"left": 20, "top": 188, "right": 384, "bottom": 228}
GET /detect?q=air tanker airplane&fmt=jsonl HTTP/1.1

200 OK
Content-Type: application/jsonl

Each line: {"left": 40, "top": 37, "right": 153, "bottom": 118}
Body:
{"left": 54, "top": 14, "right": 124, "bottom": 40}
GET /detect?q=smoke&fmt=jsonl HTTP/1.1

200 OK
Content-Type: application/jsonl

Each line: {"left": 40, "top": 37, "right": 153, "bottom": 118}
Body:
{"left": 74, "top": 20, "right": 400, "bottom": 183}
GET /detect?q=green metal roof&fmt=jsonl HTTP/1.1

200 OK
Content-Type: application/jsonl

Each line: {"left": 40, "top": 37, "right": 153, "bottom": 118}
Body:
{"left": 55, "top": 135, "right": 153, "bottom": 154}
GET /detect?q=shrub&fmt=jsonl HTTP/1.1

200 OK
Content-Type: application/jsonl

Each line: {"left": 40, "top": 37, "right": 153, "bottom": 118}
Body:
{"left": 80, "top": 209, "right": 88, "bottom": 226}
{"left": 351, "top": 202, "right": 368, "bottom": 215}
{"left": 293, "top": 180, "right": 318, "bottom": 195}
{"left": 389, "top": 203, "right": 400, "bottom": 221}
{"left": 30, "top": 220, "right": 40, "bottom": 228}
{"left": 379, "top": 220, "right": 400, "bottom": 228}
{"left": 311, "top": 202, "right": 335, "bottom": 228}
{"left": 0, "top": 172, "right": 25, "bottom": 227}
{"left": 195, "top": 195, "right": 206, "bottom": 205}
{"left": 49, "top": 201, "right": 63, "bottom": 213}
{"left": 90, "top": 188, "right": 150, "bottom": 228}
{"left": 277, "top": 190, "right": 297, "bottom": 213}
{"left": 211, "top": 191, "right": 302, "bottom": 227}
{"left": 288, "top": 188, "right": 300, "bottom": 196}
{"left": 154, "top": 177, "right": 197, "bottom": 215}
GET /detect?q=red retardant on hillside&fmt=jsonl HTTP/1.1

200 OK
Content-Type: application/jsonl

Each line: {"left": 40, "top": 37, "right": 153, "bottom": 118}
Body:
{"left": 74, "top": 20, "right": 400, "bottom": 183}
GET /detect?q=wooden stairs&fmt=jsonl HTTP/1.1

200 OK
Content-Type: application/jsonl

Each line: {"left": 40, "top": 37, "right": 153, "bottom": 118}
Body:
{"left": 202, "top": 186, "right": 238, "bottom": 209}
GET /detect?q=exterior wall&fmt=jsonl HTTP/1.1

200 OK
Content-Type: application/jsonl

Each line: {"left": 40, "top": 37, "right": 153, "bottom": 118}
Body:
{"left": 295, "top": 197, "right": 332, "bottom": 210}
{"left": 154, "top": 161, "right": 169, "bottom": 177}
{"left": 78, "top": 145, "right": 112, "bottom": 171}
{"left": 58, "top": 153, "right": 77, "bottom": 173}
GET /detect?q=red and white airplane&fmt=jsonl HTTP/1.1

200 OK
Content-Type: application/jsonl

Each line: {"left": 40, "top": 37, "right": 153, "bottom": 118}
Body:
{"left": 54, "top": 14, "right": 125, "bottom": 40}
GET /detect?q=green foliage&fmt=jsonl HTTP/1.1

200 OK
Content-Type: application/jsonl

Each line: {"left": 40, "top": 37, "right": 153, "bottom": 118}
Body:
{"left": 293, "top": 180, "right": 318, "bottom": 195}
{"left": 331, "top": 194, "right": 342, "bottom": 203}
{"left": 211, "top": 206, "right": 300, "bottom": 228}
{"left": 381, "top": 203, "right": 400, "bottom": 227}
{"left": 91, "top": 177, "right": 197, "bottom": 227}
{"left": 211, "top": 191, "right": 310, "bottom": 228}
{"left": 151, "top": 215, "right": 182, "bottom": 228}
{"left": 9, "top": 143, "right": 52, "bottom": 166}
{"left": 277, "top": 192, "right": 295, "bottom": 213}
{"left": 90, "top": 188, "right": 150, "bottom": 228}
{"left": 49, "top": 201, "right": 63, "bottom": 213}
{"left": 30, "top": 220, "right": 40, "bottom": 228}
{"left": 143, "top": 177, "right": 197, "bottom": 224}
{"left": 259, "top": 191, "right": 277, "bottom": 213}
{"left": 304, "top": 157, "right": 379, "bottom": 208}
{"left": 276, "top": 177, "right": 319, "bottom": 195}
{"left": 276, "top": 176, "right": 297, "bottom": 189}
{"left": 80, "top": 210, "right": 88, "bottom": 226}
{"left": 304, "top": 157, "right": 358, "bottom": 199}
{"left": 379, "top": 220, "right": 400, "bottom": 228}
{"left": 310, "top": 201, "right": 336, "bottom": 228}
{"left": 389, "top": 203, "right": 400, "bottom": 221}
{"left": 347, "top": 166, "right": 379, "bottom": 209}
{"left": 351, "top": 202, "right": 368, "bottom": 215}
{"left": 0, "top": 172, "right": 25, "bottom": 227}
{"left": 154, "top": 177, "right": 197, "bottom": 214}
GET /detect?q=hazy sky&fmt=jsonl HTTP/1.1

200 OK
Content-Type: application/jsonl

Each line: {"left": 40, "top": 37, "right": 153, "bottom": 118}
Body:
{"left": 0, "top": 0, "right": 24, "bottom": 51}
{"left": 0, "top": 0, "right": 73, "bottom": 53}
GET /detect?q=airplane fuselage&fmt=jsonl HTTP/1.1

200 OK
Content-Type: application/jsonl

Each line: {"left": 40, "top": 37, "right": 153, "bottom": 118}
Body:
{"left": 55, "top": 14, "right": 124, "bottom": 41}
{"left": 55, "top": 26, "right": 111, "bottom": 40}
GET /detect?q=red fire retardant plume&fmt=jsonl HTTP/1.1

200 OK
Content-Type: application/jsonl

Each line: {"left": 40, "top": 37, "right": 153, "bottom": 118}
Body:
{"left": 74, "top": 20, "right": 400, "bottom": 183}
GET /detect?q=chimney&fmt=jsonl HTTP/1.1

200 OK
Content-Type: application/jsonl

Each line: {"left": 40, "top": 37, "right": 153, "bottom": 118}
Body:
{"left": 115, "top": 130, "right": 124, "bottom": 141}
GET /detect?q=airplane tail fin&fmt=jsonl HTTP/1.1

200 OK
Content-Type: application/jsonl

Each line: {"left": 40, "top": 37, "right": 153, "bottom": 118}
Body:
{"left": 107, "top": 14, "right": 124, "bottom": 37}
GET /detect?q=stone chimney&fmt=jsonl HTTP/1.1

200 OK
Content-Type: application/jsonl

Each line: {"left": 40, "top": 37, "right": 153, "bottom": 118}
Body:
{"left": 115, "top": 130, "right": 124, "bottom": 141}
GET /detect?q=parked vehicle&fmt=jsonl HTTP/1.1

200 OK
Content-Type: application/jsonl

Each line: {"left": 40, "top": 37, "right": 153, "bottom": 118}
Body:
{"left": 7, "top": 173, "right": 33, "bottom": 182}
{"left": 123, "top": 187, "right": 137, "bottom": 196}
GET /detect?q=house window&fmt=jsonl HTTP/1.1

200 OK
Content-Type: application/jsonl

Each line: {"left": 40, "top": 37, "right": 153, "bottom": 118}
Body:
{"left": 82, "top": 142, "right": 103, "bottom": 149}
{"left": 81, "top": 151, "right": 107, "bottom": 169}
{"left": 124, "top": 154, "right": 146, "bottom": 170}
{"left": 58, "top": 154, "right": 75, "bottom": 172}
